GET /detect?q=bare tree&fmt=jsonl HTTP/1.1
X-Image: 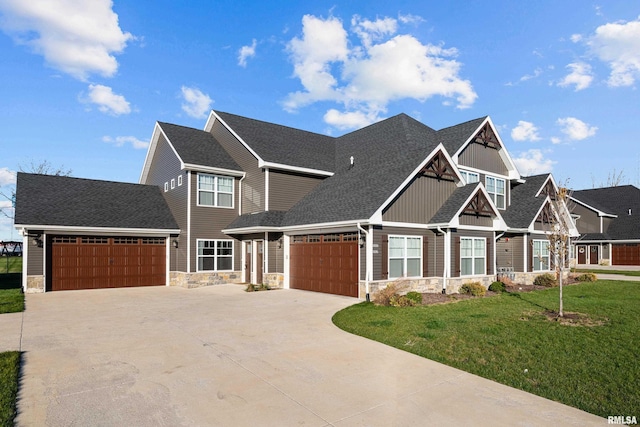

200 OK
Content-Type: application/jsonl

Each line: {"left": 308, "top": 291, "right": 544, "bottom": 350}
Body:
{"left": 591, "top": 168, "right": 626, "bottom": 188}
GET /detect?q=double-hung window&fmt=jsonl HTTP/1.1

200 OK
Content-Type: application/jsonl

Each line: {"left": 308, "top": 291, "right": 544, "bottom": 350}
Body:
{"left": 460, "top": 170, "right": 479, "bottom": 185}
{"left": 197, "top": 240, "right": 233, "bottom": 271}
{"left": 460, "top": 237, "right": 486, "bottom": 276}
{"left": 486, "top": 176, "right": 506, "bottom": 209}
{"left": 198, "top": 174, "right": 233, "bottom": 208}
{"left": 388, "top": 236, "right": 422, "bottom": 278}
{"left": 532, "top": 240, "right": 550, "bottom": 271}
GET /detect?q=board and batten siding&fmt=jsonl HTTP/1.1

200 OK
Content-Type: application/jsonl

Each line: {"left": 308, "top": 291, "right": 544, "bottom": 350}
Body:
{"left": 451, "top": 229, "right": 495, "bottom": 276}
{"left": 189, "top": 171, "right": 241, "bottom": 272}
{"left": 209, "top": 120, "right": 264, "bottom": 214}
{"left": 267, "top": 233, "right": 284, "bottom": 274}
{"left": 458, "top": 142, "right": 508, "bottom": 176}
{"left": 269, "top": 170, "right": 324, "bottom": 211}
{"left": 144, "top": 133, "right": 188, "bottom": 271}
{"left": 496, "top": 234, "right": 524, "bottom": 271}
{"left": 459, "top": 214, "right": 494, "bottom": 227}
{"left": 372, "top": 226, "right": 441, "bottom": 280}
{"left": 383, "top": 175, "right": 458, "bottom": 223}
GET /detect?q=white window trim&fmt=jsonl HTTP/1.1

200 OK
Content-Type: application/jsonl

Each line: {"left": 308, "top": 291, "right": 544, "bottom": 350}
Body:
{"left": 388, "top": 235, "right": 422, "bottom": 279}
{"left": 460, "top": 237, "right": 486, "bottom": 276}
{"left": 532, "top": 239, "right": 550, "bottom": 271}
{"left": 177, "top": 175, "right": 183, "bottom": 186}
{"left": 460, "top": 169, "right": 479, "bottom": 185}
{"left": 170, "top": 178, "right": 175, "bottom": 189}
{"left": 197, "top": 173, "right": 234, "bottom": 209}
{"left": 196, "top": 239, "right": 234, "bottom": 272}
{"left": 486, "top": 175, "right": 506, "bottom": 209}
{"left": 164, "top": 182, "right": 169, "bottom": 192}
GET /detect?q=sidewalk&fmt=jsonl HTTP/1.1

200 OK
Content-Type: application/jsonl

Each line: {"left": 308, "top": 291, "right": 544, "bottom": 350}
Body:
{"left": 0, "top": 311, "right": 23, "bottom": 352}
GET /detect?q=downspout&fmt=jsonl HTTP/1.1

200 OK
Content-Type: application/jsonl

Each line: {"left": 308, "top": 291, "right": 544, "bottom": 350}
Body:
{"left": 238, "top": 174, "right": 246, "bottom": 216}
{"left": 495, "top": 231, "right": 505, "bottom": 279}
{"left": 436, "top": 226, "right": 448, "bottom": 294}
{"left": 356, "top": 223, "right": 370, "bottom": 301}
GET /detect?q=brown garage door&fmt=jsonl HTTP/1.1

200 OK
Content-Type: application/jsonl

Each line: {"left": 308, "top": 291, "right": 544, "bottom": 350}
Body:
{"left": 290, "top": 233, "right": 359, "bottom": 297}
{"left": 49, "top": 236, "right": 166, "bottom": 291}
{"left": 612, "top": 243, "right": 640, "bottom": 266}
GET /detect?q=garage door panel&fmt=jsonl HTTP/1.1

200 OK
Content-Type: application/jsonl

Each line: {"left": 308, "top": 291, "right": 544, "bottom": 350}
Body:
{"left": 50, "top": 236, "right": 166, "bottom": 291}
{"left": 613, "top": 243, "right": 640, "bottom": 266}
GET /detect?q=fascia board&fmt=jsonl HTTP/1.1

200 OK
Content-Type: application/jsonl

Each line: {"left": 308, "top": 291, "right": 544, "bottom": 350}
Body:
{"left": 258, "top": 161, "right": 334, "bottom": 177}
{"left": 140, "top": 123, "right": 187, "bottom": 183}
{"left": 280, "top": 219, "right": 369, "bottom": 233}
{"left": 569, "top": 196, "right": 617, "bottom": 218}
{"left": 533, "top": 175, "right": 558, "bottom": 198}
{"left": 221, "top": 226, "right": 280, "bottom": 234}
{"left": 183, "top": 164, "right": 245, "bottom": 177}
{"left": 14, "top": 224, "right": 181, "bottom": 236}
{"left": 205, "top": 110, "right": 262, "bottom": 163}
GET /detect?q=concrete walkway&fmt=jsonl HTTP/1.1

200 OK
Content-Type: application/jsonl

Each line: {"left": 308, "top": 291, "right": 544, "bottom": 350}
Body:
{"left": 12, "top": 285, "right": 604, "bottom": 426}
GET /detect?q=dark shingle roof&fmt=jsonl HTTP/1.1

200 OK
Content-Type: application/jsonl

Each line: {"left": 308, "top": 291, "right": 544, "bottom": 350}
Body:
{"left": 437, "top": 117, "right": 487, "bottom": 155}
{"left": 282, "top": 114, "right": 440, "bottom": 226}
{"left": 502, "top": 174, "right": 551, "bottom": 229}
{"left": 215, "top": 111, "right": 336, "bottom": 172}
{"left": 572, "top": 185, "right": 640, "bottom": 239}
{"left": 158, "top": 122, "right": 241, "bottom": 171}
{"left": 224, "top": 211, "right": 286, "bottom": 230}
{"left": 14, "top": 173, "right": 179, "bottom": 230}
{"left": 429, "top": 183, "right": 480, "bottom": 223}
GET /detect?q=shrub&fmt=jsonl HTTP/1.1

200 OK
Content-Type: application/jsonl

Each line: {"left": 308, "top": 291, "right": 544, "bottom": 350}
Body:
{"left": 534, "top": 273, "right": 557, "bottom": 287}
{"left": 576, "top": 273, "right": 597, "bottom": 282}
{"left": 389, "top": 294, "right": 416, "bottom": 307}
{"left": 489, "top": 281, "right": 506, "bottom": 293}
{"left": 405, "top": 291, "right": 423, "bottom": 305}
{"left": 372, "top": 281, "right": 409, "bottom": 306}
{"left": 459, "top": 282, "right": 486, "bottom": 296}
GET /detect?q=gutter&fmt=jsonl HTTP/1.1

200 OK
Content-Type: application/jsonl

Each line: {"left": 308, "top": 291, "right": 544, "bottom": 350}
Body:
{"left": 436, "top": 226, "right": 448, "bottom": 294}
{"left": 356, "top": 223, "right": 371, "bottom": 302}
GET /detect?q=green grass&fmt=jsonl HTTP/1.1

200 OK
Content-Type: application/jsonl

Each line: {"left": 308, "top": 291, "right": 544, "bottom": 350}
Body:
{"left": 0, "top": 273, "right": 23, "bottom": 314}
{"left": 573, "top": 268, "right": 640, "bottom": 277}
{"left": 0, "top": 352, "right": 20, "bottom": 427}
{"left": 333, "top": 281, "right": 640, "bottom": 417}
{"left": 0, "top": 257, "right": 21, "bottom": 275}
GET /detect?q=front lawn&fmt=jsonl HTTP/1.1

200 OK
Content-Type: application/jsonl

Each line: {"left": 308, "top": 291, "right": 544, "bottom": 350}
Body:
{"left": 573, "top": 268, "right": 640, "bottom": 277}
{"left": 333, "top": 281, "right": 640, "bottom": 417}
{"left": 0, "top": 352, "right": 20, "bottom": 427}
{"left": 0, "top": 257, "right": 21, "bottom": 275}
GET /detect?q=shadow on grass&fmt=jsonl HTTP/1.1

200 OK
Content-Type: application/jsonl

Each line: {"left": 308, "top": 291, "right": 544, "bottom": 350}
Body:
{"left": 0, "top": 273, "right": 22, "bottom": 290}
{"left": 506, "top": 291, "right": 551, "bottom": 311}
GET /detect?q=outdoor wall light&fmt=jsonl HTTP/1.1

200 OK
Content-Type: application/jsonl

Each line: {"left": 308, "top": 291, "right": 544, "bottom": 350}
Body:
{"left": 172, "top": 239, "right": 179, "bottom": 249}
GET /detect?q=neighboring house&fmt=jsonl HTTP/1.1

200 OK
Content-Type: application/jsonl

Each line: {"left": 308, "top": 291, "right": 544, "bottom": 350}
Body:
{"left": 570, "top": 185, "right": 640, "bottom": 266}
{"left": 15, "top": 110, "right": 577, "bottom": 296}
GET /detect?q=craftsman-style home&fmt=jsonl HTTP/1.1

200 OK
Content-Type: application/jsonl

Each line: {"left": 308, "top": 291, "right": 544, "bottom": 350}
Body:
{"left": 14, "top": 110, "right": 578, "bottom": 297}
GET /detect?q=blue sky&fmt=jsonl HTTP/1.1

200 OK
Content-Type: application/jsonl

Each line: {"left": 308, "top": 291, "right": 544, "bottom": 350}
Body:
{"left": 1, "top": 0, "right": 639, "bottom": 240}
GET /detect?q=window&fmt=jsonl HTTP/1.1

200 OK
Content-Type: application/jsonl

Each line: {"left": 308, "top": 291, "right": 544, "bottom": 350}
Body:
{"left": 533, "top": 240, "right": 550, "bottom": 271}
{"left": 460, "top": 170, "right": 479, "bottom": 185}
{"left": 177, "top": 175, "right": 183, "bottom": 186}
{"left": 197, "top": 240, "right": 233, "bottom": 271}
{"left": 197, "top": 174, "right": 233, "bottom": 208}
{"left": 486, "top": 176, "right": 505, "bottom": 209}
{"left": 460, "top": 237, "right": 486, "bottom": 276}
{"left": 171, "top": 178, "right": 175, "bottom": 189}
{"left": 164, "top": 182, "right": 169, "bottom": 192}
{"left": 388, "top": 236, "right": 422, "bottom": 278}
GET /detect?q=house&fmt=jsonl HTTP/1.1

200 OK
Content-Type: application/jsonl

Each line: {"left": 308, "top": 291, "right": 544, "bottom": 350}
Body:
{"left": 570, "top": 185, "right": 640, "bottom": 266}
{"left": 14, "top": 110, "right": 578, "bottom": 296}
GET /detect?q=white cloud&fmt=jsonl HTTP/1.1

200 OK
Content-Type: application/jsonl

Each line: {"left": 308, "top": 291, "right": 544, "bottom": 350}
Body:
{"left": 323, "top": 109, "right": 379, "bottom": 130}
{"left": 180, "top": 86, "right": 212, "bottom": 119}
{"left": 0, "top": 167, "right": 16, "bottom": 186}
{"left": 0, "top": 0, "right": 133, "bottom": 80}
{"left": 238, "top": 39, "right": 257, "bottom": 67}
{"left": 550, "top": 136, "right": 561, "bottom": 144}
{"left": 570, "top": 34, "right": 583, "bottom": 43}
{"left": 519, "top": 67, "right": 543, "bottom": 82}
{"left": 557, "top": 62, "right": 593, "bottom": 91}
{"left": 102, "top": 135, "right": 148, "bottom": 149}
{"left": 557, "top": 117, "right": 597, "bottom": 140}
{"left": 586, "top": 16, "right": 640, "bottom": 87}
{"left": 85, "top": 84, "right": 131, "bottom": 115}
{"left": 511, "top": 121, "right": 541, "bottom": 142}
{"left": 284, "top": 14, "right": 477, "bottom": 130}
{"left": 513, "top": 149, "right": 556, "bottom": 175}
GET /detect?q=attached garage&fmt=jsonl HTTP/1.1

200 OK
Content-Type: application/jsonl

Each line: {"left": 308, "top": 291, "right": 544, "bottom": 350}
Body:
{"left": 290, "top": 233, "right": 359, "bottom": 297}
{"left": 612, "top": 243, "right": 640, "bottom": 266}
{"left": 49, "top": 236, "right": 167, "bottom": 291}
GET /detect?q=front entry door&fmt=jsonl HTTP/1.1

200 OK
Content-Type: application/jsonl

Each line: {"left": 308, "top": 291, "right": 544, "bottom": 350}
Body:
{"left": 577, "top": 245, "right": 587, "bottom": 264}
{"left": 256, "top": 241, "right": 264, "bottom": 284}
{"left": 589, "top": 245, "right": 599, "bottom": 264}
{"left": 245, "top": 242, "right": 252, "bottom": 283}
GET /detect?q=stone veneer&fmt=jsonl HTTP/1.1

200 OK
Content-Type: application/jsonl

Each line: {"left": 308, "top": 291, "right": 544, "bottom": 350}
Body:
{"left": 170, "top": 271, "right": 242, "bottom": 288}
{"left": 26, "top": 275, "right": 44, "bottom": 293}
{"left": 262, "top": 273, "right": 284, "bottom": 289}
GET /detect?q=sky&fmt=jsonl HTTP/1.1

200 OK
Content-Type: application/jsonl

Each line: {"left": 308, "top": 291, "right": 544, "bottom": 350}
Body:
{"left": 1, "top": 0, "right": 639, "bottom": 240}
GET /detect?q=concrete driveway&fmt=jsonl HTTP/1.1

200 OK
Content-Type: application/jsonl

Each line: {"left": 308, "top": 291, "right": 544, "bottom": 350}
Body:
{"left": 12, "top": 285, "right": 603, "bottom": 426}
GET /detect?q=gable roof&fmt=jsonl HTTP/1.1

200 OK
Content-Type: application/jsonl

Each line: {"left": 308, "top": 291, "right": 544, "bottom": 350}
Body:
{"left": 281, "top": 114, "right": 442, "bottom": 227}
{"left": 438, "top": 116, "right": 487, "bottom": 155}
{"left": 572, "top": 185, "right": 640, "bottom": 240}
{"left": 158, "top": 122, "right": 241, "bottom": 172}
{"left": 211, "top": 111, "right": 336, "bottom": 173}
{"left": 502, "top": 174, "right": 551, "bottom": 229}
{"left": 14, "top": 173, "right": 179, "bottom": 232}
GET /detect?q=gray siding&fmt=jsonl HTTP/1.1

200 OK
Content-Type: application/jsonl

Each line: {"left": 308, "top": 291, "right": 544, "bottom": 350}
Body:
{"left": 372, "top": 226, "right": 438, "bottom": 280}
{"left": 496, "top": 234, "right": 524, "bottom": 271}
{"left": 459, "top": 214, "right": 494, "bottom": 227}
{"left": 267, "top": 232, "right": 284, "bottom": 273}
{"left": 269, "top": 170, "right": 324, "bottom": 211}
{"left": 189, "top": 171, "right": 241, "bottom": 272}
{"left": 28, "top": 235, "right": 44, "bottom": 275}
{"left": 210, "top": 120, "right": 264, "bottom": 214}
{"left": 458, "top": 142, "right": 508, "bottom": 175}
{"left": 144, "top": 134, "right": 188, "bottom": 270}
{"left": 451, "top": 229, "right": 494, "bottom": 276}
{"left": 383, "top": 175, "right": 457, "bottom": 222}
{"left": 572, "top": 203, "right": 601, "bottom": 234}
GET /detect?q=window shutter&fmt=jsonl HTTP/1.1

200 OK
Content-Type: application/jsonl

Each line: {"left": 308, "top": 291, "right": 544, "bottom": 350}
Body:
{"left": 486, "top": 238, "right": 491, "bottom": 275}
{"left": 528, "top": 240, "right": 534, "bottom": 272}
{"left": 423, "top": 236, "right": 429, "bottom": 277}
{"left": 454, "top": 236, "right": 461, "bottom": 276}
{"left": 381, "top": 234, "right": 388, "bottom": 280}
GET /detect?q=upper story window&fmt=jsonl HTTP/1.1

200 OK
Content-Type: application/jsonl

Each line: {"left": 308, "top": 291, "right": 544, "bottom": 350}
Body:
{"left": 460, "top": 170, "right": 479, "bottom": 185}
{"left": 460, "top": 237, "right": 486, "bottom": 276}
{"left": 532, "top": 240, "right": 550, "bottom": 271}
{"left": 486, "top": 176, "right": 506, "bottom": 209}
{"left": 388, "top": 235, "right": 422, "bottom": 279}
{"left": 197, "top": 173, "right": 233, "bottom": 208}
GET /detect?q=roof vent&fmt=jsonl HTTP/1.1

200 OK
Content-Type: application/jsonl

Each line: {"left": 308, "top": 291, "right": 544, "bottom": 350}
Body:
{"left": 629, "top": 208, "right": 632, "bottom": 215}
{"left": 349, "top": 156, "right": 354, "bottom": 169}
